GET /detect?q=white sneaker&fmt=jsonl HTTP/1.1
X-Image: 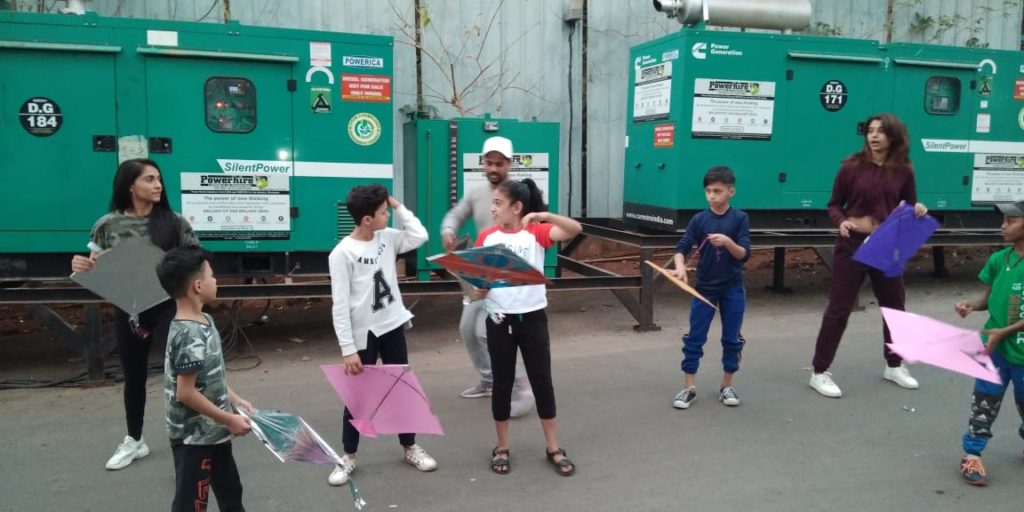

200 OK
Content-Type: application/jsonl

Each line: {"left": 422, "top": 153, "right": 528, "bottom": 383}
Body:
{"left": 403, "top": 444, "right": 438, "bottom": 472}
{"left": 327, "top": 454, "right": 356, "bottom": 486}
{"left": 883, "top": 365, "right": 920, "bottom": 389}
{"left": 672, "top": 386, "right": 697, "bottom": 409}
{"left": 809, "top": 372, "right": 842, "bottom": 398}
{"left": 105, "top": 435, "right": 150, "bottom": 470}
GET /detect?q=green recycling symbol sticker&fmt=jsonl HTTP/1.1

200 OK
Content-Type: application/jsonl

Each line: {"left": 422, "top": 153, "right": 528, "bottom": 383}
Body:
{"left": 348, "top": 113, "right": 381, "bottom": 146}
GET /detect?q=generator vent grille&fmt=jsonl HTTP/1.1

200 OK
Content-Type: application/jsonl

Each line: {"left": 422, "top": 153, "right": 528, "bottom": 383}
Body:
{"left": 336, "top": 203, "right": 355, "bottom": 241}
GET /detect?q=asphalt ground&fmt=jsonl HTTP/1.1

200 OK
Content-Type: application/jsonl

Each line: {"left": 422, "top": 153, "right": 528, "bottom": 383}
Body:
{"left": 1, "top": 256, "right": 1021, "bottom": 511}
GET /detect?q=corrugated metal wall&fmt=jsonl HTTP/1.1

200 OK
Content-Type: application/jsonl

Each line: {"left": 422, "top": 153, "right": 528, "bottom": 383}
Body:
{"left": 17, "top": 0, "right": 1024, "bottom": 216}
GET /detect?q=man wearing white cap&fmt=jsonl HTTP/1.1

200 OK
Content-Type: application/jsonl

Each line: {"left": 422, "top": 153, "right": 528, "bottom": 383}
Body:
{"left": 441, "top": 136, "right": 534, "bottom": 415}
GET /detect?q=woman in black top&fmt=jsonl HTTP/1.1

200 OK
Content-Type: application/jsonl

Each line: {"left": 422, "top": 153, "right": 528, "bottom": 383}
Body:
{"left": 71, "top": 158, "right": 198, "bottom": 470}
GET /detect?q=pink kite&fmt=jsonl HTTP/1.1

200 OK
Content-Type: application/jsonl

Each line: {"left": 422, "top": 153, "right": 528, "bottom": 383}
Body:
{"left": 321, "top": 364, "right": 444, "bottom": 438}
{"left": 880, "top": 307, "right": 1002, "bottom": 385}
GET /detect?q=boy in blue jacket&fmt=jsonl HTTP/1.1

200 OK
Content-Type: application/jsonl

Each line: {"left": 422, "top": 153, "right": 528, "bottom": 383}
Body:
{"left": 670, "top": 166, "right": 751, "bottom": 409}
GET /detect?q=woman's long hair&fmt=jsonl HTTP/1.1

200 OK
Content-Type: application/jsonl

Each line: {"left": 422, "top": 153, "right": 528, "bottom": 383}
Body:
{"left": 109, "top": 158, "right": 181, "bottom": 250}
{"left": 845, "top": 113, "right": 911, "bottom": 171}
{"left": 496, "top": 178, "right": 548, "bottom": 217}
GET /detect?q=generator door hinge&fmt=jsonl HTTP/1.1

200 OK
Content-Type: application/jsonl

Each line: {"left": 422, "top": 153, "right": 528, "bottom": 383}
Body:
{"left": 290, "top": 206, "right": 299, "bottom": 218}
{"left": 287, "top": 79, "right": 297, "bottom": 92}
{"left": 92, "top": 135, "right": 116, "bottom": 152}
{"left": 149, "top": 137, "right": 172, "bottom": 153}
{"left": 785, "top": 69, "right": 793, "bottom": 81}
{"left": 856, "top": 122, "right": 866, "bottom": 136}
{"left": 969, "top": 80, "right": 977, "bottom": 90}
{"left": 778, "top": 172, "right": 787, "bottom": 183}
{"left": 962, "top": 175, "right": 970, "bottom": 185}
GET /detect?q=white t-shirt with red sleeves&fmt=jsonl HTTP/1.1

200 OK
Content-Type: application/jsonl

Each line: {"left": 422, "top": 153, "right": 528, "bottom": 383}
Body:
{"left": 475, "top": 223, "right": 554, "bottom": 314}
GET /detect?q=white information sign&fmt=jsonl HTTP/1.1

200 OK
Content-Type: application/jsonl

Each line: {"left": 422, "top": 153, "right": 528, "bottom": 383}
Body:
{"left": 691, "top": 78, "right": 775, "bottom": 140}
{"left": 972, "top": 154, "right": 1024, "bottom": 204}
{"left": 633, "top": 62, "right": 672, "bottom": 122}
{"left": 462, "top": 153, "right": 550, "bottom": 205}
{"left": 181, "top": 173, "right": 291, "bottom": 240}
{"left": 310, "top": 41, "right": 332, "bottom": 67}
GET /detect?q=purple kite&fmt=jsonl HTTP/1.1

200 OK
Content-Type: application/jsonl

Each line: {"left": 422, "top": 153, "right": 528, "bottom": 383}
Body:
{"left": 853, "top": 203, "right": 940, "bottom": 277}
{"left": 321, "top": 364, "right": 444, "bottom": 438}
{"left": 880, "top": 307, "right": 1002, "bottom": 384}
{"left": 427, "top": 245, "right": 548, "bottom": 289}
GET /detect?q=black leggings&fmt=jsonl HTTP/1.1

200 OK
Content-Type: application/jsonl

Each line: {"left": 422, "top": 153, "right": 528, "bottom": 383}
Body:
{"left": 342, "top": 325, "right": 415, "bottom": 454}
{"left": 486, "top": 309, "right": 555, "bottom": 421}
{"left": 171, "top": 440, "right": 245, "bottom": 512}
{"left": 114, "top": 301, "right": 175, "bottom": 440}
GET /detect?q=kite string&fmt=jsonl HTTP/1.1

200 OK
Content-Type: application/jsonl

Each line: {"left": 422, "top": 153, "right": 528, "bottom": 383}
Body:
{"left": 689, "top": 236, "right": 721, "bottom": 269}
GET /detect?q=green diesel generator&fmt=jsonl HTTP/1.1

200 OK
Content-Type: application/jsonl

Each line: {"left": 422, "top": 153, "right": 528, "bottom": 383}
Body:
{"left": 0, "top": 10, "right": 394, "bottom": 278}
{"left": 627, "top": 2, "right": 1024, "bottom": 231}
{"left": 402, "top": 115, "right": 560, "bottom": 281}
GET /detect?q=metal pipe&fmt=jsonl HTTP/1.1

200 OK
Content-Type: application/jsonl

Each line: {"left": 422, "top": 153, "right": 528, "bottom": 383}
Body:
{"left": 653, "top": 0, "right": 811, "bottom": 31}
{"left": 60, "top": 0, "right": 86, "bottom": 14}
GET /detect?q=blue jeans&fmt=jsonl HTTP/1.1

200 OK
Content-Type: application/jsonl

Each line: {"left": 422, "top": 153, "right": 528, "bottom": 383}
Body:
{"left": 961, "top": 352, "right": 1024, "bottom": 455}
{"left": 681, "top": 284, "right": 745, "bottom": 375}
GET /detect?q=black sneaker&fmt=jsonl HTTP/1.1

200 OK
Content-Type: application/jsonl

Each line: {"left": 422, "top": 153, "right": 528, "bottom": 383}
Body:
{"left": 719, "top": 386, "right": 740, "bottom": 406}
{"left": 672, "top": 387, "right": 697, "bottom": 409}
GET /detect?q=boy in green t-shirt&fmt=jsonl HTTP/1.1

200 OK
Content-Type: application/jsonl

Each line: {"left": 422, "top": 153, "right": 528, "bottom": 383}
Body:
{"left": 157, "top": 245, "right": 254, "bottom": 511}
{"left": 953, "top": 200, "right": 1024, "bottom": 487}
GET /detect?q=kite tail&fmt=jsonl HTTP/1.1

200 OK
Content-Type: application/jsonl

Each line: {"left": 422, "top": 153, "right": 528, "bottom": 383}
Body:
{"left": 483, "top": 294, "right": 508, "bottom": 325}
{"left": 347, "top": 475, "right": 367, "bottom": 510}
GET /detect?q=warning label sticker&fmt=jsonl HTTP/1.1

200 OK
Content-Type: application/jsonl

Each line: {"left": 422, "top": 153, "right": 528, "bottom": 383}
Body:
{"left": 654, "top": 124, "right": 675, "bottom": 148}
{"left": 972, "top": 154, "right": 1024, "bottom": 204}
{"left": 341, "top": 74, "right": 392, "bottom": 102}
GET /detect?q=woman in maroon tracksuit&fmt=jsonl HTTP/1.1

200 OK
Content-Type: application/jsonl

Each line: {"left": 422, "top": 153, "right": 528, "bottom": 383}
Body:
{"left": 808, "top": 113, "right": 929, "bottom": 398}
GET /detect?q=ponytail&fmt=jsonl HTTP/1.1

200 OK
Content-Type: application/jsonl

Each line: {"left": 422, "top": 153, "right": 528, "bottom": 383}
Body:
{"left": 497, "top": 178, "right": 548, "bottom": 218}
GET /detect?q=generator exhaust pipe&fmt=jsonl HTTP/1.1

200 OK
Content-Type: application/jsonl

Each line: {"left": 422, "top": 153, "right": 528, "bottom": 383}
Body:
{"left": 60, "top": 0, "right": 87, "bottom": 15}
{"left": 653, "top": 0, "right": 811, "bottom": 31}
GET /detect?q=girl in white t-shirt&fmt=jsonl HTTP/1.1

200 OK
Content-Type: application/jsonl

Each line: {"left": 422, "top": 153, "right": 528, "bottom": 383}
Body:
{"left": 473, "top": 178, "right": 582, "bottom": 476}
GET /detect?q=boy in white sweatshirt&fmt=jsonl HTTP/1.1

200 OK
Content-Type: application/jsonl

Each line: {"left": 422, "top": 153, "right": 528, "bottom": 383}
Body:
{"left": 326, "top": 184, "right": 438, "bottom": 487}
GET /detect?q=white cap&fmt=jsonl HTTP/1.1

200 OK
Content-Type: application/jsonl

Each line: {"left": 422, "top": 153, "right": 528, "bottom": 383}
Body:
{"left": 481, "top": 136, "right": 513, "bottom": 159}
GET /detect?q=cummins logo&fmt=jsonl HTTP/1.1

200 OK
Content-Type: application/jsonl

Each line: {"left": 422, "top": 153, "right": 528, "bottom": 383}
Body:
{"left": 692, "top": 42, "right": 707, "bottom": 59}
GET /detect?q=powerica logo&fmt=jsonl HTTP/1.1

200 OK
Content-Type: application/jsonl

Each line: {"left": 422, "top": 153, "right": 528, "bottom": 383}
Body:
{"left": 343, "top": 55, "right": 384, "bottom": 69}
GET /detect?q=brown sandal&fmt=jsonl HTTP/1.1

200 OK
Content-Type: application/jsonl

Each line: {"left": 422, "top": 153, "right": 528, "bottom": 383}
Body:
{"left": 491, "top": 447, "right": 510, "bottom": 475}
{"left": 546, "top": 448, "right": 575, "bottom": 476}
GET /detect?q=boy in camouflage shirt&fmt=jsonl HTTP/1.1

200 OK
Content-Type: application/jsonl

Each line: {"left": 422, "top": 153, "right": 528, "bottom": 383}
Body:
{"left": 157, "top": 246, "right": 253, "bottom": 512}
